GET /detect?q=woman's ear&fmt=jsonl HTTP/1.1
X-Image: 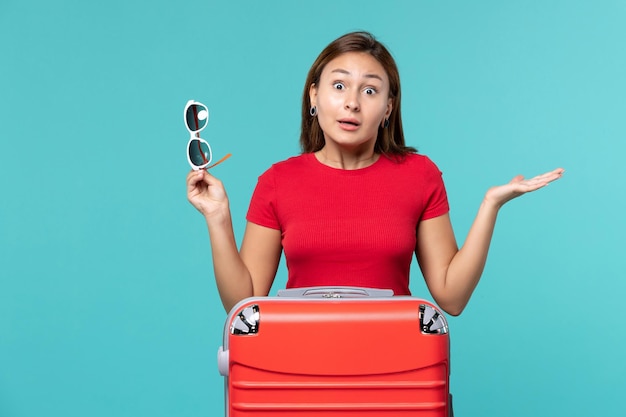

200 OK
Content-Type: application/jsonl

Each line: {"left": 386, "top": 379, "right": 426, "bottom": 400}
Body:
{"left": 385, "top": 97, "right": 393, "bottom": 119}
{"left": 309, "top": 83, "right": 318, "bottom": 107}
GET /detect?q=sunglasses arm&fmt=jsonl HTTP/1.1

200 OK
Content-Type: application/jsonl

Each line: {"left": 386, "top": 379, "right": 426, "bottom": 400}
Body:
{"left": 206, "top": 153, "right": 232, "bottom": 170}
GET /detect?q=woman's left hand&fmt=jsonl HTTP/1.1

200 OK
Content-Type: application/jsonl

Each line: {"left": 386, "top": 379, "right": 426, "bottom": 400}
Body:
{"left": 484, "top": 168, "right": 565, "bottom": 208}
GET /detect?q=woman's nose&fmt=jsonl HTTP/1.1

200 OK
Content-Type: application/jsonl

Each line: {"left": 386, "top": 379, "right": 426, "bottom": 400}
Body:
{"left": 344, "top": 91, "right": 360, "bottom": 111}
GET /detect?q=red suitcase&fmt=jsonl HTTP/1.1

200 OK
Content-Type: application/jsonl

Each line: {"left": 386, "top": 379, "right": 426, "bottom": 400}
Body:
{"left": 218, "top": 287, "right": 451, "bottom": 416}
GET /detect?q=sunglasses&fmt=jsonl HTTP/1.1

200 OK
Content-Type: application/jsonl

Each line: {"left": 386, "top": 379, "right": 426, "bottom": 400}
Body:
{"left": 184, "top": 100, "right": 231, "bottom": 170}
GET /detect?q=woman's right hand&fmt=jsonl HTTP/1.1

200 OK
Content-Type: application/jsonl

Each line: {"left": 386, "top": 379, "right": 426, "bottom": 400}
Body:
{"left": 186, "top": 170, "right": 229, "bottom": 218}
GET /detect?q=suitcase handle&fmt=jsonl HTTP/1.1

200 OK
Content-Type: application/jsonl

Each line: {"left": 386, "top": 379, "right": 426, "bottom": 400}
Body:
{"left": 277, "top": 286, "right": 394, "bottom": 298}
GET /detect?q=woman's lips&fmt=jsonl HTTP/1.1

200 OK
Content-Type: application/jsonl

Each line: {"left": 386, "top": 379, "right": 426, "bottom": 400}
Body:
{"left": 338, "top": 118, "right": 360, "bottom": 130}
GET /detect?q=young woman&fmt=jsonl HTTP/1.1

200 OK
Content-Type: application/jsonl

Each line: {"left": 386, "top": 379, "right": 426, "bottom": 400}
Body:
{"left": 186, "top": 31, "right": 563, "bottom": 314}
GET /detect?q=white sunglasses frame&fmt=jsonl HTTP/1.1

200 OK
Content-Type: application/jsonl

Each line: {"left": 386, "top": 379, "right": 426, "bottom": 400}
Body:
{"left": 184, "top": 99, "right": 213, "bottom": 170}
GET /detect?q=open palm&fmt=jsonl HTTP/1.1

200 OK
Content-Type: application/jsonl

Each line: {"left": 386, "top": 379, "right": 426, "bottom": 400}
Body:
{"left": 485, "top": 168, "right": 564, "bottom": 208}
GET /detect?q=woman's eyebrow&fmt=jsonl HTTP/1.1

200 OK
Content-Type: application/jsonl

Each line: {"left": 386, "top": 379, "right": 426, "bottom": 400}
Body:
{"left": 330, "top": 68, "right": 384, "bottom": 81}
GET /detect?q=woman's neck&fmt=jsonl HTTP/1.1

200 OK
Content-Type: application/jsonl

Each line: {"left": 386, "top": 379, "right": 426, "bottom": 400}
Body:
{"left": 315, "top": 146, "right": 379, "bottom": 170}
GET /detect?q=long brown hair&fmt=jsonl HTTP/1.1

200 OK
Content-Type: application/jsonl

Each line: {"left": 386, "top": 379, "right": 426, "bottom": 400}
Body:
{"left": 300, "top": 31, "right": 416, "bottom": 155}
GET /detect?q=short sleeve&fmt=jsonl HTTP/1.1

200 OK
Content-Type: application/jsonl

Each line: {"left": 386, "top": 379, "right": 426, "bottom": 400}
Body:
{"left": 420, "top": 158, "right": 450, "bottom": 221}
{"left": 246, "top": 168, "right": 281, "bottom": 230}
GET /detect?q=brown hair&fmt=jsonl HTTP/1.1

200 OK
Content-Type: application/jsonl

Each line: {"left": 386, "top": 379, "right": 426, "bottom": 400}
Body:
{"left": 300, "top": 31, "right": 416, "bottom": 155}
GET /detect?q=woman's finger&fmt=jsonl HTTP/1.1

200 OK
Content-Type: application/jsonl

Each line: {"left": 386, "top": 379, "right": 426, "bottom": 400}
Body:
{"left": 186, "top": 170, "right": 206, "bottom": 193}
{"left": 532, "top": 168, "right": 565, "bottom": 182}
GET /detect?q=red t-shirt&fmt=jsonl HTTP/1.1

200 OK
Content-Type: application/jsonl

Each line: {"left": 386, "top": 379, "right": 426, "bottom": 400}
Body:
{"left": 246, "top": 152, "right": 449, "bottom": 295}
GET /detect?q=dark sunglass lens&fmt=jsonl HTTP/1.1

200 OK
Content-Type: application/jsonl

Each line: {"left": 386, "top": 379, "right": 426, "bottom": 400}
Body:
{"left": 186, "top": 104, "right": 209, "bottom": 132}
{"left": 188, "top": 139, "right": 211, "bottom": 167}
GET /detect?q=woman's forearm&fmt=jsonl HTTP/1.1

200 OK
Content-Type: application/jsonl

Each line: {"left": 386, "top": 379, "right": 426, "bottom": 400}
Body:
{"left": 205, "top": 209, "right": 254, "bottom": 312}
{"left": 443, "top": 199, "right": 500, "bottom": 315}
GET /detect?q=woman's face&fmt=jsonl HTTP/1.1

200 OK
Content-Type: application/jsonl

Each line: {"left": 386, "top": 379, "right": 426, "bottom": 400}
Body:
{"left": 310, "top": 52, "right": 393, "bottom": 153}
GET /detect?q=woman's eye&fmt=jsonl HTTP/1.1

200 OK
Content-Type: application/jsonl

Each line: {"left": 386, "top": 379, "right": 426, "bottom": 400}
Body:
{"left": 333, "top": 82, "right": 345, "bottom": 90}
{"left": 364, "top": 87, "right": 376, "bottom": 95}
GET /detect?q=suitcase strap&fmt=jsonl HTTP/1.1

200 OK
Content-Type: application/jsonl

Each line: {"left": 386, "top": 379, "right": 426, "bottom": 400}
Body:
{"left": 276, "top": 286, "right": 394, "bottom": 298}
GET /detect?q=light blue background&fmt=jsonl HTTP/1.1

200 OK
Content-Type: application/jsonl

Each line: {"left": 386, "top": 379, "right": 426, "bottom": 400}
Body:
{"left": 1, "top": 1, "right": 624, "bottom": 416}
